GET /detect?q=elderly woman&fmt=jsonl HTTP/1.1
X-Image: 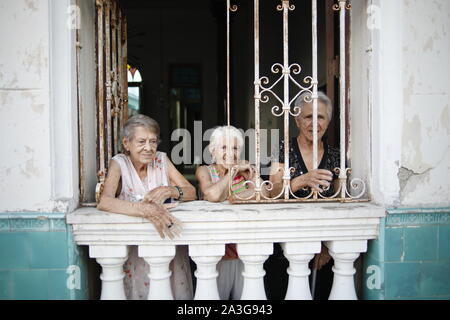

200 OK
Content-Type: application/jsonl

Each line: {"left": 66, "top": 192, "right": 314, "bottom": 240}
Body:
{"left": 270, "top": 91, "right": 339, "bottom": 298}
{"left": 195, "top": 126, "right": 268, "bottom": 300}
{"left": 97, "top": 114, "right": 196, "bottom": 300}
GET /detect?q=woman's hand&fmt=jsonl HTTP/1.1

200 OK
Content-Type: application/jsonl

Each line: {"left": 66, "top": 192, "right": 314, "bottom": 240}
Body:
{"left": 138, "top": 202, "right": 182, "bottom": 239}
{"left": 295, "top": 169, "right": 333, "bottom": 192}
{"left": 231, "top": 163, "right": 256, "bottom": 181}
{"left": 143, "top": 186, "right": 178, "bottom": 205}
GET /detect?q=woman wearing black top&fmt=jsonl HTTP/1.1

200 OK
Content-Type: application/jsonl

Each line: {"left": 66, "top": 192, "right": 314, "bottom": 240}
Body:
{"left": 270, "top": 91, "right": 340, "bottom": 199}
{"left": 269, "top": 91, "right": 339, "bottom": 299}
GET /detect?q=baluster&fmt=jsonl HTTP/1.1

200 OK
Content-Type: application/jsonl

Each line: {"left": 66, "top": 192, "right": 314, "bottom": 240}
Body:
{"left": 89, "top": 245, "right": 128, "bottom": 300}
{"left": 325, "top": 240, "right": 367, "bottom": 300}
{"left": 139, "top": 245, "right": 176, "bottom": 300}
{"left": 189, "top": 244, "right": 225, "bottom": 300}
{"left": 237, "top": 243, "right": 273, "bottom": 300}
{"left": 281, "top": 242, "right": 321, "bottom": 300}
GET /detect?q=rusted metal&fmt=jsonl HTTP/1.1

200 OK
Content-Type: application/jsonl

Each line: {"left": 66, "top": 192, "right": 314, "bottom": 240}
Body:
{"left": 75, "top": 0, "right": 85, "bottom": 203}
{"left": 326, "top": 0, "right": 336, "bottom": 107}
{"left": 312, "top": 0, "right": 319, "bottom": 200}
{"left": 117, "top": 6, "right": 124, "bottom": 152}
{"left": 337, "top": 0, "right": 348, "bottom": 198}
{"left": 122, "top": 16, "right": 129, "bottom": 123}
{"left": 80, "top": 202, "right": 98, "bottom": 207}
{"left": 94, "top": 0, "right": 127, "bottom": 203}
{"left": 229, "top": 197, "right": 370, "bottom": 204}
{"left": 254, "top": 0, "right": 261, "bottom": 201}
{"left": 95, "top": 0, "right": 106, "bottom": 203}
{"left": 111, "top": 0, "right": 119, "bottom": 155}
{"left": 226, "top": 0, "right": 237, "bottom": 127}
{"left": 281, "top": 0, "right": 291, "bottom": 200}
{"left": 226, "top": 1, "right": 237, "bottom": 196}
{"left": 105, "top": 0, "right": 113, "bottom": 165}
{"left": 230, "top": 0, "right": 367, "bottom": 204}
{"left": 345, "top": 0, "right": 352, "bottom": 173}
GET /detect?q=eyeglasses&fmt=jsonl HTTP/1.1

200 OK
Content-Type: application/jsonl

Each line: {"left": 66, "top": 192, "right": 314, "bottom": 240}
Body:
{"left": 134, "top": 139, "right": 160, "bottom": 147}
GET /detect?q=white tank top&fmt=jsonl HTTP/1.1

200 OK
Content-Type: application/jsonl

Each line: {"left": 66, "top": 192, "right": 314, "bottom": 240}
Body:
{"left": 112, "top": 152, "right": 170, "bottom": 202}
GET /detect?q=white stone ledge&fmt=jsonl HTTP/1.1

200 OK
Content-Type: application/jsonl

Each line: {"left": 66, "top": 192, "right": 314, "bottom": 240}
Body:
{"left": 67, "top": 201, "right": 385, "bottom": 246}
{"left": 68, "top": 201, "right": 385, "bottom": 222}
{"left": 66, "top": 201, "right": 385, "bottom": 300}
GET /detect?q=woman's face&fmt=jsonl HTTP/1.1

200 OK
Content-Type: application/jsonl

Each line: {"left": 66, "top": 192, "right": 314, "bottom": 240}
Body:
{"left": 123, "top": 126, "right": 159, "bottom": 165}
{"left": 212, "top": 136, "right": 241, "bottom": 166}
{"left": 295, "top": 101, "right": 331, "bottom": 143}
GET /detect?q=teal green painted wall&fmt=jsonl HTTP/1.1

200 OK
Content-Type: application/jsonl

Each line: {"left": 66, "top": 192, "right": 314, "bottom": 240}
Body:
{"left": 363, "top": 208, "right": 450, "bottom": 300}
{"left": 3, "top": 209, "right": 449, "bottom": 300}
{"left": 0, "top": 213, "right": 97, "bottom": 300}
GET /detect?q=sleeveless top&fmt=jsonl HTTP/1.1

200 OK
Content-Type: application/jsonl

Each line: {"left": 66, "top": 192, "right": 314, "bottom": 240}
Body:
{"left": 275, "top": 138, "right": 341, "bottom": 198}
{"left": 206, "top": 165, "right": 249, "bottom": 260}
{"left": 111, "top": 152, "right": 193, "bottom": 300}
{"left": 112, "top": 152, "right": 170, "bottom": 202}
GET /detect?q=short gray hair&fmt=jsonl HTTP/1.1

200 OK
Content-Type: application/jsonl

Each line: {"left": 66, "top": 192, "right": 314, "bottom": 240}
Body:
{"left": 208, "top": 126, "right": 244, "bottom": 154}
{"left": 294, "top": 91, "right": 333, "bottom": 120}
{"left": 122, "top": 114, "right": 160, "bottom": 141}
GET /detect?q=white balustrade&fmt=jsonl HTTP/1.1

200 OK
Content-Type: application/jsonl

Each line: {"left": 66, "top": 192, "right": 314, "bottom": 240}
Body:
{"left": 281, "top": 241, "right": 321, "bottom": 300}
{"left": 89, "top": 245, "right": 128, "bottom": 300}
{"left": 138, "top": 245, "right": 176, "bottom": 300}
{"left": 237, "top": 243, "right": 273, "bottom": 300}
{"left": 67, "top": 201, "right": 385, "bottom": 300}
{"left": 325, "top": 240, "right": 368, "bottom": 300}
{"left": 189, "top": 244, "right": 225, "bottom": 300}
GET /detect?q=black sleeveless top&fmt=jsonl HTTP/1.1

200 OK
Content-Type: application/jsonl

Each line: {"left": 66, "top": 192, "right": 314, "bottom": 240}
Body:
{"left": 274, "top": 137, "right": 341, "bottom": 198}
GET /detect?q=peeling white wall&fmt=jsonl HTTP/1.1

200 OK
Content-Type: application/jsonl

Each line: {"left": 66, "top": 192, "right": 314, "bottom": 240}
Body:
{"left": 0, "top": 0, "right": 53, "bottom": 211}
{"left": 399, "top": 0, "right": 450, "bottom": 206}
{"left": 1, "top": 0, "right": 449, "bottom": 212}
{"left": 0, "top": 0, "right": 79, "bottom": 212}
{"left": 349, "top": 0, "right": 372, "bottom": 200}
{"left": 351, "top": 0, "right": 449, "bottom": 208}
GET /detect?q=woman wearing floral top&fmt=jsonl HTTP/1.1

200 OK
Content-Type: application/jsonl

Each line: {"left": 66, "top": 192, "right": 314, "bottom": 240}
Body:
{"left": 97, "top": 114, "right": 196, "bottom": 300}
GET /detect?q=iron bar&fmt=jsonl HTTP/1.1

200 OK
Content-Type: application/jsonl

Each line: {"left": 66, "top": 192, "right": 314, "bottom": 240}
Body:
{"left": 95, "top": 0, "right": 106, "bottom": 202}
{"left": 254, "top": 0, "right": 261, "bottom": 201}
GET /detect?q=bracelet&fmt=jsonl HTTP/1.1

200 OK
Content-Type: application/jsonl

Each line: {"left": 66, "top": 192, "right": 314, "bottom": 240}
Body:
{"left": 174, "top": 186, "right": 183, "bottom": 201}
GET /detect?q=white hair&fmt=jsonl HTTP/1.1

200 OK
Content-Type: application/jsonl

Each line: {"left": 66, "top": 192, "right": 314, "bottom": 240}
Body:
{"left": 122, "top": 114, "right": 160, "bottom": 141}
{"left": 208, "top": 125, "right": 244, "bottom": 156}
{"left": 295, "top": 91, "right": 333, "bottom": 120}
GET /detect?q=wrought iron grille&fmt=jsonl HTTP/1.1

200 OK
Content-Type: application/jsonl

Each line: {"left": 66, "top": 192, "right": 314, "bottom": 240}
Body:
{"left": 226, "top": 0, "right": 367, "bottom": 204}
{"left": 94, "top": 0, "right": 128, "bottom": 203}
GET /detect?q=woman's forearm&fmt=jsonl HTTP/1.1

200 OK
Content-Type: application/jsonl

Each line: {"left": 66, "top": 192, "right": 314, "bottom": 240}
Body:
{"left": 178, "top": 185, "right": 197, "bottom": 201}
{"left": 202, "top": 173, "right": 231, "bottom": 202}
{"left": 290, "top": 175, "right": 308, "bottom": 194}
{"left": 270, "top": 180, "right": 285, "bottom": 198}
{"left": 97, "top": 196, "right": 144, "bottom": 218}
{"left": 235, "top": 178, "right": 270, "bottom": 200}
{"left": 270, "top": 175, "right": 307, "bottom": 197}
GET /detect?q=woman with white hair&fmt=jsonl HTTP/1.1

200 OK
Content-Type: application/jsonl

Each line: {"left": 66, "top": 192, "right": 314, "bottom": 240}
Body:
{"left": 98, "top": 114, "right": 196, "bottom": 300}
{"left": 195, "top": 125, "right": 268, "bottom": 300}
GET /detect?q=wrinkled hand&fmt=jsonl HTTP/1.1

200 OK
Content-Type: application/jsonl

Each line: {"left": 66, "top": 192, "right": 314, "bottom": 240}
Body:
{"left": 138, "top": 203, "right": 183, "bottom": 240}
{"left": 231, "top": 163, "right": 256, "bottom": 181}
{"left": 313, "top": 244, "right": 332, "bottom": 270}
{"left": 143, "top": 186, "right": 175, "bottom": 205}
{"left": 301, "top": 169, "right": 333, "bottom": 192}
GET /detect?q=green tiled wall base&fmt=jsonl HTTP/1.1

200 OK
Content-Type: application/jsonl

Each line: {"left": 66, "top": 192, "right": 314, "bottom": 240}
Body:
{"left": 0, "top": 213, "right": 96, "bottom": 300}
{"left": 363, "top": 208, "right": 450, "bottom": 300}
